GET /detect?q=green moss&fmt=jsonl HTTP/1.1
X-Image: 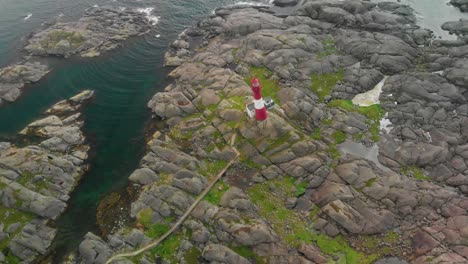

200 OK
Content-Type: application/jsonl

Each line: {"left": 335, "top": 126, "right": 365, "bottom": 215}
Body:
{"left": 294, "top": 182, "right": 308, "bottom": 197}
{"left": 329, "top": 145, "right": 340, "bottom": 160}
{"left": 310, "top": 69, "right": 344, "bottom": 102}
{"left": 42, "top": 30, "right": 86, "bottom": 48}
{"left": 402, "top": 166, "right": 430, "bottom": 181}
{"left": 310, "top": 128, "right": 322, "bottom": 140}
{"left": 150, "top": 232, "right": 183, "bottom": 263}
{"left": 17, "top": 171, "right": 36, "bottom": 186}
{"left": 228, "top": 95, "right": 246, "bottom": 111}
{"left": 352, "top": 133, "right": 365, "bottom": 141}
{"left": 184, "top": 247, "right": 202, "bottom": 264}
{"left": 5, "top": 252, "right": 20, "bottom": 264}
{"left": 357, "top": 231, "right": 402, "bottom": 259}
{"left": 244, "top": 66, "right": 281, "bottom": 103}
{"left": 263, "top": 132, "right": 291, "bottom": 153}
{"left": 0, "top": 206, "right": 33, "bottom": 250}
{"left": 199, "top": 159, "right": 228, "bottom": 177}
{"left": 137, "top": 208, "right": 154, "bottom": 227}
{"left": 247, "top": 180, "right": 377, "bottom": 264}
{"left": 364, "top": 178, "right": 377, "bottom": 188}
{"left": 243, "top": 158, "right": 263, "bottom": 169}
{"left": 322, "top": 118, "right": 332, "bottom": 125}
{"left": 204, "top": 180, "right": 229, "bottom": 205}
{"left": 383, "top": 231, "right": 400, "bottom": 244}
{"left": 317, "top": 35, "right": 338, "bottom": 59}
{"left": 332, "top": 131, "right": 346, "bottom": 144}
{"left": 232, "top": 245, "right": 264, "bottom": 264}
{"left": 328, "top": 100, "right": 385, "bottom": 142}
{"left": 146, "top": 223, "right": 170, "bottom": 239}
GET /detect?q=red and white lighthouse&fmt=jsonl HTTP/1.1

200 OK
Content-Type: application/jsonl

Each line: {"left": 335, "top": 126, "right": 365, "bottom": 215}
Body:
{"left": 250, "top": 78, "right": 268, "bottom": 121}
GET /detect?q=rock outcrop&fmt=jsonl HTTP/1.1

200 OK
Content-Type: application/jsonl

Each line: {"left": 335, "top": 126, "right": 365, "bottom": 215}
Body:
{"left": 0, "top": 90, "right": 93, "bottom": 262}
{"left": 25, "top": 7, "right": 151, "bottom": 58}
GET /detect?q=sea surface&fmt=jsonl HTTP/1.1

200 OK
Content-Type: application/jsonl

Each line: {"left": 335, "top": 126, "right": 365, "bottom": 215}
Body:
{"left": 0, "top": 0, "right": 466, "bottom": 260}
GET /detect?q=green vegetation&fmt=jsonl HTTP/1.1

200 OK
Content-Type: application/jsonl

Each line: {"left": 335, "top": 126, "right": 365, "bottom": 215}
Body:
{"left": 328, "top": 145, "right": 340, "bottom": 161}
{"left": 138, "top": 209, "right": 174, "bottom": 239}
{"left": 310, "top": 69, "right": 344, "bottom": 102}
{"left": 42, "top": 30, "right": 86, "bottom": 48}
{"left": 244, "top": 66, "right": 281, "bottom": 102}
{"left": 322, "top": 118, "right": 332, "bottom": 125}
{"left": 5, "top": 252, "right": 20, "bottom": 264}
{"left": 0, "top": 206, "right": 33, "bottom": 251}
{"left": 332, "top": 130, "right": 346, "bottom": 144}
{"left": 247, "top": 179, "right": 378, "bottom": 263}
{"left": 146, "top": 222, "right": 171, "bottom": 239}
{"left": 263, "top": 132, "right": 291, "bottom": 153}
{"left": 199, "top": 159, "right": 228, "bottom": 177}
{"left": 232, "top": 245, "right": 264, "bottom": 263}
{"left": 310, "top": 127, "right": 322, "bottom": 140}
{"left": 184, "top": 247, "right": 202, "bottom": 264}
{"left": 402, "top": 166, "right": 431, "bottom": 181}
{"left": 328, "top": 99, "right": 385, "bottom": 142}
{"left": 137, "top": 208, "right": 154, "bottom": 226}
{"left": 318, "top": 35, "right": 338, "bottom": 59}
{"left": 364, "top": 178, "right": 377, "bottom": 188}
{"left": 204, "top": 180, "right": 229, "bottom": 205}
{"left": 358, "top": 231, "right": 402, "bottom": 257}
{"left": 150, "top": 232, "right": 184, "bottom": 263}
{"left": 294, "top": 182, "right": 308, "bottom": 197}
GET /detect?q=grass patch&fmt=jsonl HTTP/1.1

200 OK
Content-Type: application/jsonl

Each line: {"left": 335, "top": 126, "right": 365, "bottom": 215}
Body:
{"left": 329, "top": 145, "right": 340, "bottom": 161}
{"left": 199, "top": 159, "right": 228, "bottom": 177}
{"left": 42, "top": 30, "right": 86, "bottom": 48}
{"left": 332, "top": 131, "right": 346, "bottom": 144}
{"left": 184, "top": 247, "right": 202, "bottom": 264}
{"left": 5, "top": 251, "right": 20, "bottom": 264}
{"left": 247, "top": 179, "right": 378, "bottom": 263}
{"left": 150, "top": 232, "right": 184, "bottom": 263}
{"left": 402, "top": 166, "right": 430, "bottom": 181}
{"left": 232, "top": 245, "right": 264, "bottom": 264}
{"left": 294, "top": 182, "right": 308, "bottom": 197}
{"left": 310, "top": 69, "right": 344, "bottom": 102}
{"left": 204, "top": 180, "right": 229, "bottom": 205}
{"left": 244, "top": 66, "right": 281, "bottom": 103}
{"left": 328, "top": 99, "right": 385, "bottom": 142}
{"left": 0, "top": 206, "right": 33, "bottom": 251}
{"left": 146, "top": 222, "right": 171, "bottom": 239}
{"left": 263, "top": 132, "right": 291, "bottom": 153}
{"left": 137, "top": 208, "right": 153, "bottom": 227}
{"left": 310, "top": 128, "right": 322, "bottom": 140}
{"left": 317, "top": 35, "right": 337, "bottom": 59}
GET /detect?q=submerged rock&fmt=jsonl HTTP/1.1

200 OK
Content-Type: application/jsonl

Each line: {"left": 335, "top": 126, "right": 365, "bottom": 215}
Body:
{"left": 0, "top": 62, "right": 49, "bottom": 105}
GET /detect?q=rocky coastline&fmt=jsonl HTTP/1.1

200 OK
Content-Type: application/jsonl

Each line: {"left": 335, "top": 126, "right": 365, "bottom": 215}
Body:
{"left": 70, "top": 0, "right": 468, "bottom": 264}
{"left": 0, "top": 90, "right": 94, "bottom": 262}
{"left": 0, "top": 6, "right": 153, "bottom": 107}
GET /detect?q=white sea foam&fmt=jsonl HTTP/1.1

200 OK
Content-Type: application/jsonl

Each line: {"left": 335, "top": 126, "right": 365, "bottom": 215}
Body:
{"left": 155, "top": 34, "right": 161, "bottom": 38}
{"left": 352, "top": 76, "right": 388, "bottom": 107}
{"left": 24, "top": 14, "right": 32, "bottom": 20}
{"left": 93, "top": 4, "right": 99, "bottom": 7}
{"left": 136, "top": 7, "right": 160, "bottom": 26}
{"left": 119, "top": 7, "right": 126, "bottom": 11}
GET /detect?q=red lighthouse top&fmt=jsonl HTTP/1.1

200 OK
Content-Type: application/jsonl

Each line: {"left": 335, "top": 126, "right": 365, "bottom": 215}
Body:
{"left": 251, "top": 78, "right": 262, "bottom": 100}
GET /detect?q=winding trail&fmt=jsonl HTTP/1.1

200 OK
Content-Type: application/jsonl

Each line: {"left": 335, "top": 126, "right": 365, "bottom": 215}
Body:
{"left": 105, "top": 133, "right": 240, "bottom": 264}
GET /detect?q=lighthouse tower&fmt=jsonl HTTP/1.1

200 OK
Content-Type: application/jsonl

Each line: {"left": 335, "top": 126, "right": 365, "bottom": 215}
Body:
{"left": 251, "top": 78, "right": 268, "bottom": 121}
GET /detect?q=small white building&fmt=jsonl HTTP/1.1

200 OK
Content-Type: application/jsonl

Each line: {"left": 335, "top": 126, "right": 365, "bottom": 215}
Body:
{"left": 245, "top": 97, "right": 275, "bottom": 119}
